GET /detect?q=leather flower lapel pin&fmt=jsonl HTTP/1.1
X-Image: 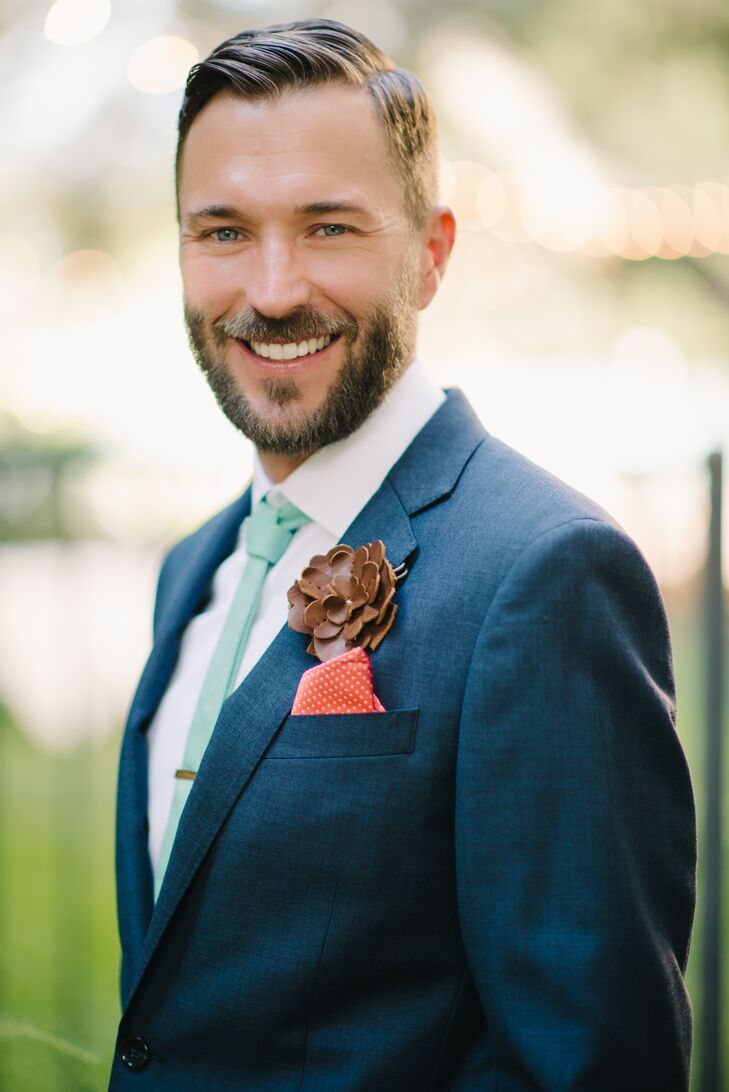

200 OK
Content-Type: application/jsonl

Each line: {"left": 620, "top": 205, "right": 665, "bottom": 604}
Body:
{"left": 286, "top": 540, "right": 398, "bottom": 714}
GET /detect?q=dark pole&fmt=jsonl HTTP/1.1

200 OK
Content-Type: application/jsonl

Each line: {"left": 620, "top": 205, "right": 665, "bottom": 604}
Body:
{"left": 701, "top": 450, "right": 723, "bottom": 1092}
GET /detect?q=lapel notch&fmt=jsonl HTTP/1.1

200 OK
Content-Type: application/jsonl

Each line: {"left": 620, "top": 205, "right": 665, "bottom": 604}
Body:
{"left": 388, "top": 388, "right": 486, "bottom": 517}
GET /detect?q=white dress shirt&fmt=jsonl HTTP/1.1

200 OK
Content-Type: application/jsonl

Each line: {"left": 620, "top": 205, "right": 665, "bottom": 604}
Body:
{"left": 146, "top": 358, "right": 445, "bottom": 869}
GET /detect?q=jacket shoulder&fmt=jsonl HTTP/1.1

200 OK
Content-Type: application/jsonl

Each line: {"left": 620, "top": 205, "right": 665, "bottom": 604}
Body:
{"left": 470, "top": 432, "right": 616, "bottom": 528}
{"left": 458, "top": 431, "right": 624, "bottom": 553}
{"left": 421, "top": 428, "right": 656, "bottom": 614}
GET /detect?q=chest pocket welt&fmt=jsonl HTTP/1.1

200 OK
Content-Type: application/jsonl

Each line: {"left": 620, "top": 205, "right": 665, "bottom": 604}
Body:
{"left": 265, "top": 708, "right": 419, "bottom": 760}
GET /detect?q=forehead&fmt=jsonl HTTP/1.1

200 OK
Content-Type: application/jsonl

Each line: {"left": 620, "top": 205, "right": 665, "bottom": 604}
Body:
{"left": 178, "top": 84, "right": 405, "bottom": 218}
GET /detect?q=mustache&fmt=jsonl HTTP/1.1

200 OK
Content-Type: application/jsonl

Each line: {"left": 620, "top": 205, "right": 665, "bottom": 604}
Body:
{"left": 214, "top": 309, "right": 358, "bottom": 346}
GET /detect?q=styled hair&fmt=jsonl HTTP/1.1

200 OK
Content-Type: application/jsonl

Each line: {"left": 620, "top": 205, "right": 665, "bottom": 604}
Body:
{"left": 175, "top": 18, "right": 438, "bottom": 228}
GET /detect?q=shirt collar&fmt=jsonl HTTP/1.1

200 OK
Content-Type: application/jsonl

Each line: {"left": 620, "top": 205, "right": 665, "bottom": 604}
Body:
{"left": 252, "top": 356, "right": 445, "bottom": 538}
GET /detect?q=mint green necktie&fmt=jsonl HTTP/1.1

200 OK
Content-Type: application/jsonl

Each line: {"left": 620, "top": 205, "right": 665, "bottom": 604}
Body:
{"left": 154, "top": 494, "right": 311, "bottom": 899}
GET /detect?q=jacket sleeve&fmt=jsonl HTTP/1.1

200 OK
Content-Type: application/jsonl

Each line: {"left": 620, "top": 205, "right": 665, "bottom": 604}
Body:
{"left": 455, "top": 516, "right": 696, "bottom": 1091}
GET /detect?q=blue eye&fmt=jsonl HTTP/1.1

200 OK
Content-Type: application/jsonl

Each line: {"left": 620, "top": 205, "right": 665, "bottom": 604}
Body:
{"left": 316, "top": 224, "right": 348, "bottom": 237}
{"left": 211, "top": 228, "right": 240, "bottom": 242}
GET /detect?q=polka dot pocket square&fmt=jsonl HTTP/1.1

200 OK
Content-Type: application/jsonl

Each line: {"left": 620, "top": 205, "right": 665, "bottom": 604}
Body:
{"left": 291, "top": 647, "right": 386, "bottom": 715}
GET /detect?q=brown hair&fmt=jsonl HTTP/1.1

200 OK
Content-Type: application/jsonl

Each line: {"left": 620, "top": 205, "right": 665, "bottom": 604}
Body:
{"left": 175, "top": 18, "right": 438, "bottom": 228}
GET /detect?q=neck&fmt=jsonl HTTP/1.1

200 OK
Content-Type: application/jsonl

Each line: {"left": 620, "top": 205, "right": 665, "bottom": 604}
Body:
{"left": 256, "top": 449, "right": 311, "bottom": 483}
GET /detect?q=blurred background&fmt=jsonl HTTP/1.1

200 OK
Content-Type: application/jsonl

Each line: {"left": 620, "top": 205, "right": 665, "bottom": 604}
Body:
{"left": 1, "top": 0, "right": 727, "bottom": 1088}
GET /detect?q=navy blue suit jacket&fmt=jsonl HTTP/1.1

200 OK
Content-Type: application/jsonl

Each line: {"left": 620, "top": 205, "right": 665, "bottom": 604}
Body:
{"left": 110, "top": 389, "right": 695, "bottom": 1090}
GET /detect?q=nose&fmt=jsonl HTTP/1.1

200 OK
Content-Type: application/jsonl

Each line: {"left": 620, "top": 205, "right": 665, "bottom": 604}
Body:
{"left": 244, "top": 234, "right": 311, "bottom": 318}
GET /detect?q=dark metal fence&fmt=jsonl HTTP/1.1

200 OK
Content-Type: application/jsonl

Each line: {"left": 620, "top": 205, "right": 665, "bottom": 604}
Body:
{"left": 700, "top": 451, "right": 724, "bottom": 1092}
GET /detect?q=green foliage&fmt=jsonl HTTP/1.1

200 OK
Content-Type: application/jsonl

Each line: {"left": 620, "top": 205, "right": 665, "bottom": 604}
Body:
{"left": 0, "top": 710, "right": 121, "bottom": 1091}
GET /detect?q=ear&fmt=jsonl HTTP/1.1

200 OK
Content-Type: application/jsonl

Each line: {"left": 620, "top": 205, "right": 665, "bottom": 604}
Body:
{"left": 417, "top": 205, "right": 456, "bottom": 310}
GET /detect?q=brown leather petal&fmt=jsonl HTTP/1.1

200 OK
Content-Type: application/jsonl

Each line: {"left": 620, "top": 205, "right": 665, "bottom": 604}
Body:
{"left": 375, "top": 566, "right": 396, "bottom": 623}
{"left": 331, "top": 574, "right": 358, "bottom": 600}
{"left": 307, "top": 554, "right": 329, "bottom": 569}
{"left": 352, "top": 584, "right": 369, "bottom": 608}
{"left": 289, "top": 539, "right": 399, "bottom": 660}
{"left": 368, "top": 602, "right": 397, "bottom": 651}
{"left": 322, "top": 594, "right": 349, "bottom": 624}
{"left": 287, "top": 592, "right": 310, "bottom": 633}
{"left": 376, "top": 588, "right": 396, "bottom": 624}
{"left": 361, "top": 562, "right": 380, "bottom": 604}
{"left": 299, "top": 566, "right": 331, "bottom": 598}
{"left": 301, "top": 565, "right": 330, "bottom": 587}
{"left": 367, "top": 540, "right": 385, "bottom": 567}
{"left": 287, "top": 581, "right": 306, "bottom": 608}
{"left": 303, "top": 599, "right": 327, "bottom": 628}
{"left": 328, "top": 554, "right": 355, "bottom": 580}
{"left": 343, "top": 616, "right": 364, "bottom": 640}
{"left": 313, "top": 632, "right": 351, "bottom": 661}
{"left": 351, "top": 545, "right": 368, "bottom": 580}
{"left": 326, "top": 544, "right": 353, "bottom": 563}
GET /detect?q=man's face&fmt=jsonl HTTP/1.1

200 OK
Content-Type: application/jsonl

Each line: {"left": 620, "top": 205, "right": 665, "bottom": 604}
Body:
{"left": 178, "top": 83, "right": 426, "bottom": 456}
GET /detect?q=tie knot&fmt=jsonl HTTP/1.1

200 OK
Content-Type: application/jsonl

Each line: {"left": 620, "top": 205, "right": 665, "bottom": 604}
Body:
{"left": 246, "top": 494, "right": 310, "bottom": 566}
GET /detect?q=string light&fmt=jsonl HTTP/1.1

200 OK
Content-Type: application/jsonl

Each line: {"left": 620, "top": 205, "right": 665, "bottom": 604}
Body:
{"left": 658, "top": 187, "right": 695, "bottom": 259}
{"left": 440, "top": 159, "right": 729, "bottom": 260}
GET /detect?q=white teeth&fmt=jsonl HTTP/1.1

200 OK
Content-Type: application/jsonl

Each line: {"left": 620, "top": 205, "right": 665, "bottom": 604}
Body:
{"left": 249, "top": 334, "right": 334, "bottom": 361}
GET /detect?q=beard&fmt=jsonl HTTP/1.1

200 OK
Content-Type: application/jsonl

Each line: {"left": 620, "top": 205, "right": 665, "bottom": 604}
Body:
{"left": 183, "top": 263, "right": 419, "bottom": 457}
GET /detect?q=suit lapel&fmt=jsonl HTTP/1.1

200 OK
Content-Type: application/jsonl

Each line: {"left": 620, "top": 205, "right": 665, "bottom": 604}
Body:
{"left": 387, "top": 387, "right": 487, "bottom": 514}
{"left": 124, "top": 388, "right": 486, "bottom": 1008}
{"left": 116, "top": 490, "right": 251, "bottom": 992}
{"left": 126, "top": 492, "right": 252, "bottom": 735}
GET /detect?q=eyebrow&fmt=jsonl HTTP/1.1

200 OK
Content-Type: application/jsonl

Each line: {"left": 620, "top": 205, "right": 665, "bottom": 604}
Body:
{"left": 184, "top": 200, "right": 372, "bottom": 226}
{"left": 293, "top": 200, "right": 370, "bottom": 217}
{"left": 184, "top": 204, "right": 240, "bottom": 226}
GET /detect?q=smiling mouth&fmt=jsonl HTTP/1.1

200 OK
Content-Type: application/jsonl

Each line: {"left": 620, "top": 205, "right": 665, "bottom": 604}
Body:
{"left": 239, "top": 333, "right": 340, "bottom": 361}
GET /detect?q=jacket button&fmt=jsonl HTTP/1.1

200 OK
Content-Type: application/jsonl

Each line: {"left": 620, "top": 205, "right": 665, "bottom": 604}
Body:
{"left": 119, "top": 1036, "right": 151, "bottom": 1071}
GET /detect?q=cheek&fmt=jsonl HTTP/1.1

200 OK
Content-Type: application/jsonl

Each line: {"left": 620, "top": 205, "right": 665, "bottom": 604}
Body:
{"left": 180, "top": 253, "right": 242, "bottom": 315}
{"left": 306, "top": 251, "right": 389, "bottom": 316}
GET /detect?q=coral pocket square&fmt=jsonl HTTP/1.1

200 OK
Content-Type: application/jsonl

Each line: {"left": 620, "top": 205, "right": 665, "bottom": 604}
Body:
{"left": 291, "top": 647, "right": 386, "bottom": 715}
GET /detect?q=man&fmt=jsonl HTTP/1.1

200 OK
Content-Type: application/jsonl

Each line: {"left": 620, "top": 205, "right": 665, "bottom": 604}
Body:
{"left": 110, "top": 19, "right": 696, "bottom": 1091}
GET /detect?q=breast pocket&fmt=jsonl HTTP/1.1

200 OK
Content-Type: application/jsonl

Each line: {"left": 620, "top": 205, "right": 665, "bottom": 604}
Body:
{"left": 265, "top": 708, "right": 419, "bottom": 759}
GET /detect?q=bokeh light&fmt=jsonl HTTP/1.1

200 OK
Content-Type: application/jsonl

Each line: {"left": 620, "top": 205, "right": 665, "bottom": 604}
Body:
{"left": 44, "top": 0, "right": 111, "bottom": 47}
{"left": 127, "top": 35, "right": 198, "bottom": 95}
